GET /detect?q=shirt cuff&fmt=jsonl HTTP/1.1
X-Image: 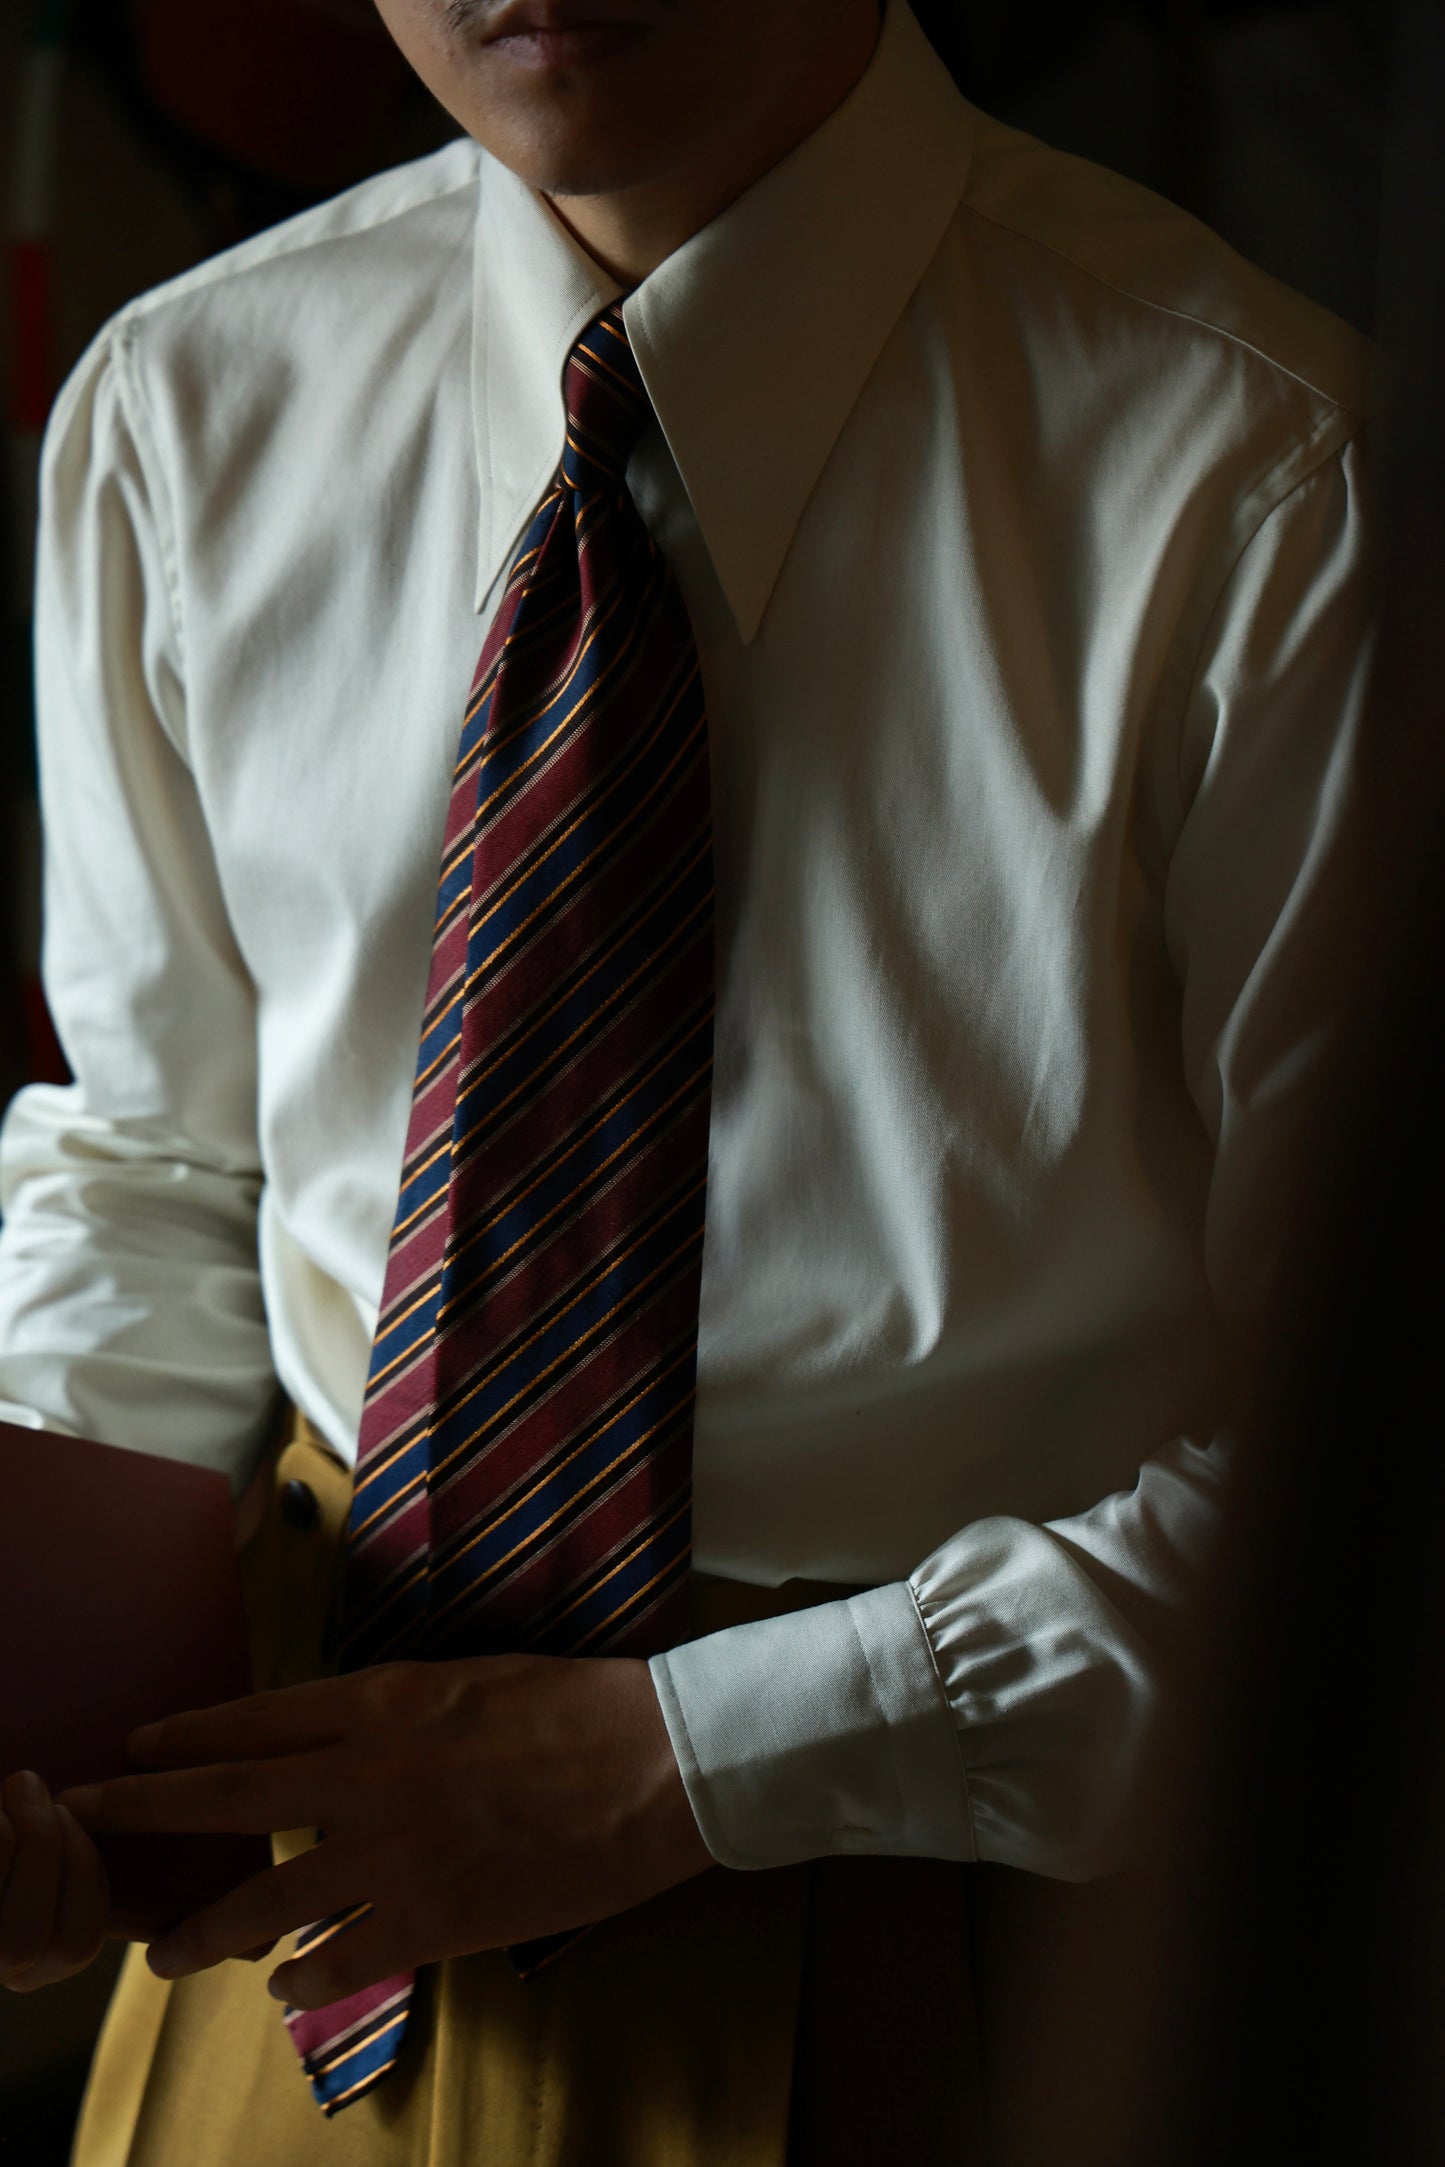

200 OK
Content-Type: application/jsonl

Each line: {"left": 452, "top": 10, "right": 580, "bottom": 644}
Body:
{"left": 648, "top": 1580, "right": 977, "bottom": 1870}
{"left": 909, "top": 1515, "right": 1162, "bottom": 1879}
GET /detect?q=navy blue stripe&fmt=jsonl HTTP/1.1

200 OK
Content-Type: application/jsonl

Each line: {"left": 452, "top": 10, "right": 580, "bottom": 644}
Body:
{"left": 426, "top": 1370, "right": 695, "bottom": 1616}
{"left": 427, "top": 1184, "right": 707, "bottom": 1467}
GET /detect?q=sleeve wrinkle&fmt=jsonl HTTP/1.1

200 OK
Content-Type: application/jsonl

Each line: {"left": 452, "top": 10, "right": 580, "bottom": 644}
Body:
{"left": 1172, "top": 430, "right": 1359, "bottom": 814}
{"left": 905, "top": 1577, "right": 978, "bottom": 1857}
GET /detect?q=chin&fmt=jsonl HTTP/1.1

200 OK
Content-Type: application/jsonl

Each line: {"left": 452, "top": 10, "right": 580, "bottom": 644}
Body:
{"left": 466, "top": 86, "right": 696, "bottom": 200}
{"left": 522, "top": 152, "right": 659, "bottom": 201}
{"left": 493, "top": 144, "right": 676, "bottom": 203}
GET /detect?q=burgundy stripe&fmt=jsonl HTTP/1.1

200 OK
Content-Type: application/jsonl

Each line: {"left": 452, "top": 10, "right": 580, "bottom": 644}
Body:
{"left": 426, "top": 1238, "right": 708, "bottom": 1537}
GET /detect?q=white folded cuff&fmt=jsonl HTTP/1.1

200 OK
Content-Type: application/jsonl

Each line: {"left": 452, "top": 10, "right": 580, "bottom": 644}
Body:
{"left": 648, "top": 1579, "right": 977, "bottom": 1870}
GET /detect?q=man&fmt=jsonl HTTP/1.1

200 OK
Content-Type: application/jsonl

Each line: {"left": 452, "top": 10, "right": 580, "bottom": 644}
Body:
{"left": 0, "top": 0, "right": 1371, "bottom": 2159}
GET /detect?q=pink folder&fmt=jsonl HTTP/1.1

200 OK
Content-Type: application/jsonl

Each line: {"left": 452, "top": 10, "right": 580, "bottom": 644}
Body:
{"left": 0, "top": 1420, "right": 272, "bottom": 1939}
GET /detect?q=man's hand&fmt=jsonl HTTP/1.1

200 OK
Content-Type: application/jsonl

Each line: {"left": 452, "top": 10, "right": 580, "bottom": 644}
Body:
{"left": 1, "top": 1770, "right": 110, "bottom": 1991}
{"left": 58, "top": 1656, "right": 713, "bottom": 2009}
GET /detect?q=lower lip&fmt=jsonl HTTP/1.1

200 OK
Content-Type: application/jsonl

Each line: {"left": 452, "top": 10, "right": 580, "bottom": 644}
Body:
{"left": 487, "top": 25, "right": 646, "bottom": 68}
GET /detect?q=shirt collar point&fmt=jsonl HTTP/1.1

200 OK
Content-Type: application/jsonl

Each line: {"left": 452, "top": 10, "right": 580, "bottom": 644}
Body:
{"left": 620, "top": 3, "right": 973, "bottom": 638}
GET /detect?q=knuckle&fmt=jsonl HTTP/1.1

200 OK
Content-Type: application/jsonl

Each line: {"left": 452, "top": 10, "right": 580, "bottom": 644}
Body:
{"left": 368, "top": 1663, "right": 421, "bottom": 1717}
{"left": 250, "top": 1878, "right": 288, "bottom": 1932}
{"left": 299, "top": 1952, "right": 345, "bottom": 2006}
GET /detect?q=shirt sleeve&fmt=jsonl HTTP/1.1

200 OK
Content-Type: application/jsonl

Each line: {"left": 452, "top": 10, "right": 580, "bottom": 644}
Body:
{"left": 650, "top": 432, "right": 1373, "bottom": 1878}
{"left": 0, "top": 319, "right": 278, "bottom": 1492}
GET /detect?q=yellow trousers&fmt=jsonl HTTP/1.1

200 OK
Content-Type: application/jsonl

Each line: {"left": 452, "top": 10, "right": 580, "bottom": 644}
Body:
{"left": 72, "top": 1425, "right": 986, "bottom": 2167}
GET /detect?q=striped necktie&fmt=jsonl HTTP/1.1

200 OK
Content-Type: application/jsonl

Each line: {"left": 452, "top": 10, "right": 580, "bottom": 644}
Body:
{"left": 285, "top": 303, "right": 715, "bottom": 2114}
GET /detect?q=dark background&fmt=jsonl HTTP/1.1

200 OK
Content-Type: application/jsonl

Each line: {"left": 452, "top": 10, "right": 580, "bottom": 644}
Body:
{"left": 0, "top": 2, "right": 1438, "bottom": 2161}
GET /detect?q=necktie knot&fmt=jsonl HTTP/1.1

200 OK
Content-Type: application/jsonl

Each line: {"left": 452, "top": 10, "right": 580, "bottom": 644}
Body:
{"left": 561, "top": 303, "right": 651, "bottom": 492}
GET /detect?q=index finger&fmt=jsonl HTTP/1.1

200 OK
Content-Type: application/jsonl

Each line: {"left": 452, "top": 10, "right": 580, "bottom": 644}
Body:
{"left": 121, "top": 1674, "right": 372, "bottom": 1770}
{"left": 56, "top": 1751, "right": 337, "bottom": 1838}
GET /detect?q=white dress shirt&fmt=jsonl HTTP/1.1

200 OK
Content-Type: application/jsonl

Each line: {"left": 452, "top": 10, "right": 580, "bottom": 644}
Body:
{"left": 0, "top": 0, "right": 1373, "bottom": 1880}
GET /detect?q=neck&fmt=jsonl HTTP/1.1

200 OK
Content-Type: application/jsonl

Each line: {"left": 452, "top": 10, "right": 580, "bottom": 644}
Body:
{"left": 545, "top": 0, "right": 882, "bottom": 286}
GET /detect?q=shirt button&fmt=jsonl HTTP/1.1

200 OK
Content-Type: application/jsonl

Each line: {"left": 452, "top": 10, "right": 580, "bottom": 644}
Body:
{"left": 279, "top": 1478, "right": 320, "bottom": 1531}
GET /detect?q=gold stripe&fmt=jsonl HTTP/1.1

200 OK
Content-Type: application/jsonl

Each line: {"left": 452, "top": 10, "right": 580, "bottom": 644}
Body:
{"left": 573, "top": 337, "right": 645, "bottom": 402}
{"left": 391, "top": 1104, "right": 458, "bottom": 1229}
{"left": 464, "top": 490, "right": 567, "bottom": 709}
{"left": 355, "top": 1291, "right": 688, "bottom": 1551}
{"left": 302, "top": 1981, "right": 412, "bottom": 2062}
{"left": 424, "top": 1353, "right": 696, "bottom": 1624}
{"left": 473, "top": 539, "right": 667, "bottom": 798}
{"left": 369, "top": 1270, "right": 443, "bottom": 1388}
{"left": 437, "top": 1045, "right": 712, "bottom": 1307}
{"left": 308, "top": 2002, "right": 410, "bottom": 2082}
{"left": 427, "top": 546, "right": 622, "bottom": 953}
{"left": 476, "top": 625, "right": 696, "bottom": 880}
{"left": 455, "top": 544, "right": 573, "bottom": 753}
{"left": 472, "top": 564, "right": 638, "bottom": 790}
{"left": 318, "top": 2033, "right": 407, "bottom": 2114}
{"left": 418, "top": 840, "right": 710, "bottom": 1147}
{"left": 347, "top": 1455, "right": 425, "bottom": 1541}
{"left": 410, "top": 656, "right": 697, "bottom": 1138}
{"left": 419, "top": 886, "right": 474, "bottom": 979}
{"left": 398, "top": 1031, "right": 461, "bottom": 1135}
{"left": 455, "top": 545, "right": 548, "bottom": 734}
{"left": 293, "top": 1900, "right": 369, "bottom": 1956}
{"left": 385, "top": 767, "right": 700, "bottom": 1232}
{"left": 439, "top": 829, "right": 710, "bottom": 1154}
{"left": 458, "top": 584, "right": 595, "bottom": 780}
{"left": 354, "top": 1186, "right": 703, "bottom": 1515}
{"left": 385, "top": 1161, "right": 449, "bottom": 1255}
{"left": 467, "top": 618, "right": 638, "bottom": 847}
{"left": 373, "top": 882, "right": 709, "bottom": 1376}
{"left": 424, "top": 1204, "right": 706, "bottom": 1490}
{"left": 547, "top": 1497, "right": 690, "bottom": 1645}
{"left": 359, "top": 1048, "right": 710, "bottom": 1456}
{"left": 387, "top": 1130, "right": 455, "bottom": 1249}
{"left": 571, "top": 351, "right": 646, "bottom": 412}
{"left": 453, "top": 551, "right": 666, "bottom": 887}
{"left": 457, "top": 679, "right": 703, "bottom": 1036}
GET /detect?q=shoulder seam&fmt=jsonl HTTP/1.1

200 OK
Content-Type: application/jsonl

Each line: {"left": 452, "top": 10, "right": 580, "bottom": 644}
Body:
{"left": 954, "top": 185, "right": 1366, "bottom": 423}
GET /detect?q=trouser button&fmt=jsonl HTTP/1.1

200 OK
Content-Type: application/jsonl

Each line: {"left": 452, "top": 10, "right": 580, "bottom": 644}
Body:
{"left": 279, "top": 1477, "right": 320, "bottom": 1531}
